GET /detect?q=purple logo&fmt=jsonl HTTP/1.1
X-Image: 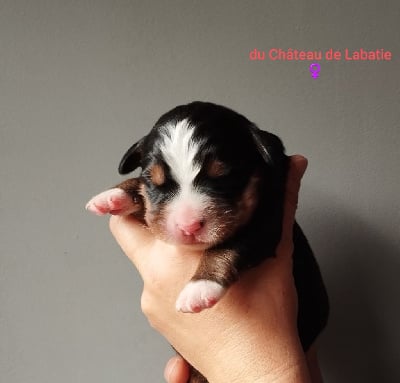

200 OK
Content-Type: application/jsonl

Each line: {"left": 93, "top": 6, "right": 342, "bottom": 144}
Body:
{"left": 309, "top": 63, "right": 321, "bottom": 79}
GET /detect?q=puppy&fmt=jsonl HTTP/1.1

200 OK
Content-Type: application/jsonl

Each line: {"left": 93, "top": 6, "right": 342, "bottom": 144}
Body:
{"left": 86, "top": 101, "right": 329, "bottom": 382}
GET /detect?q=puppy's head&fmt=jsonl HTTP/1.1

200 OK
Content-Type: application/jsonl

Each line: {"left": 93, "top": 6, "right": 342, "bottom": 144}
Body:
{"left": 119, "top": 102, "right": 286, "bottom": 248}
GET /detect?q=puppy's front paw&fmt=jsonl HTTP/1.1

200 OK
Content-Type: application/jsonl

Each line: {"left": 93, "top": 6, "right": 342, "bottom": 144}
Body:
{"left": 86, "top": 188, "right": 139, "bottom": 216}
{"left": 175, "top": 280, "right": 226, "bottom": 313}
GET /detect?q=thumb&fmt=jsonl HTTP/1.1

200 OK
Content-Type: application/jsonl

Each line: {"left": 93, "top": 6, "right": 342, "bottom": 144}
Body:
{"left": 109, "top": 215, "right": 154, "bottom": 275}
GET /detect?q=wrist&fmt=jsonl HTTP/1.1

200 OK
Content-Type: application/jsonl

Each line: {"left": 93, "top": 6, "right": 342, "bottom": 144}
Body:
{"left": 210, "top": 356, "right": 310, "bottom": 383}
{"left": 205, "top": 327, "right": 310, "bottom": 383}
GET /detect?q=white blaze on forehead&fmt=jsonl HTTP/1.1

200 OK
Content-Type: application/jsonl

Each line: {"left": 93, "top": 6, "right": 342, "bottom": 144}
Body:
{"left": 160, "top": 118, "right": 209, "bottom": 216}
{"left": 160, "top": 118, "right": 202, "bottom": 189}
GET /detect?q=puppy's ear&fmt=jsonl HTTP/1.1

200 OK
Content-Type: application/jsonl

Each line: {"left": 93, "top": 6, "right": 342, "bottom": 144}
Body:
{"left": 118, "top": 136, "right": 146, "bottom": 175}
{"left": 249, "top": 125, "right": 287, "bottom": 168}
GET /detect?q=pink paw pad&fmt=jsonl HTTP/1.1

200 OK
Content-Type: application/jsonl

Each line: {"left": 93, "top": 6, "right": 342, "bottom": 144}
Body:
{"left": 85, "top": 188, "right": 138, "bottom": 216}
{"left": 175, "top": 280, "right": 226, "bottom": 313}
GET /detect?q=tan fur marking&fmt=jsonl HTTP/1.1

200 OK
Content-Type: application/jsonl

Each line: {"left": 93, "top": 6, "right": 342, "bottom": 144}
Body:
{"left": 139, "top": 183, "right": 169, "bottom": 240}
{"left": 207, "top": 160, "right": 227, "bottom": 178}
{"left": 236, "top": 175, "right": 260, "bottom": 225}
{"left": 150, "top": 164, "right": 165, "bottom": 186}
{"left": 139, "top": 183, "right": 152, "bottom": 223}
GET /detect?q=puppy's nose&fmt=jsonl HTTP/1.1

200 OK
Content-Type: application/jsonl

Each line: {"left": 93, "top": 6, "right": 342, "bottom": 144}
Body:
{"left": 178, "top": 220, "right": 204, "bottom": 236}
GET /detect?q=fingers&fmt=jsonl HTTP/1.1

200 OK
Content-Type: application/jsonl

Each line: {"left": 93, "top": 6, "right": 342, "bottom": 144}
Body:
{"left": 289, "top": 154, "right": 308, "bottom": 180}
{"left": 278, "top": 155, "right": 308, "bottom": 253}
{"left": 164, "top": 356, "right": 190, "bottom": 383}
{"left": 284, "top": 155, "right": 308, "bottom": 218}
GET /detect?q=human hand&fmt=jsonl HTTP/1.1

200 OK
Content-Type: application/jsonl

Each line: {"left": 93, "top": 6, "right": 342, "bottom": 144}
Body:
{"left": 109, "top": 155, "right": 310, "bottom": 383}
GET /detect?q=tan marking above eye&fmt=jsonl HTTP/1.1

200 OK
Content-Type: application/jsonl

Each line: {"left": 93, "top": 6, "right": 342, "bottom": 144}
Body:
{"left": 207, "top": 160, "right": 227, "bottom": 178}
{"left": 150, "top": 164, "right": 166, "bottom": 186}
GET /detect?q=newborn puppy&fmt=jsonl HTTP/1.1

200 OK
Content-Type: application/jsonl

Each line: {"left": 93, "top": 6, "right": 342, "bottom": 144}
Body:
{"left": 86, "top": 101, "right": 329, "bottom": 382}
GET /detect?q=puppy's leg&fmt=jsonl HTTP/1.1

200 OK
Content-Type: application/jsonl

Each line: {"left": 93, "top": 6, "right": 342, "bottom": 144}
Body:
{"left": 86, "top": 178, "right": 144, "bottom": 220}
{"left": 176, "top": 249, "right": 239, "bottom": 313}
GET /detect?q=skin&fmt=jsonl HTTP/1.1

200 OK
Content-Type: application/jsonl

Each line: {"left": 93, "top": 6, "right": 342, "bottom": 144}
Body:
{"left": 109, "top": 155, "right": 322, "bottom": 383}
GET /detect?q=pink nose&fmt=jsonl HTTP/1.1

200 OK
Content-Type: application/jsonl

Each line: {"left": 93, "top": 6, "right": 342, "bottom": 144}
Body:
{"left": 178, "top": 220, "right": 203, "bottom": 236}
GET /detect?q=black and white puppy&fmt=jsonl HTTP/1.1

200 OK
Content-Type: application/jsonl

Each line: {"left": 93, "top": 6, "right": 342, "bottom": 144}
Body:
{"left": 86, "top": 101, "right": 329, "bottom": 380}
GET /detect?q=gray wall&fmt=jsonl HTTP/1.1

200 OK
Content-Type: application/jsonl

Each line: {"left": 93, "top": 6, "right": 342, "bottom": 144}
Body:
{"left": 1, "top": 1, "right": 399, "bottom": 382}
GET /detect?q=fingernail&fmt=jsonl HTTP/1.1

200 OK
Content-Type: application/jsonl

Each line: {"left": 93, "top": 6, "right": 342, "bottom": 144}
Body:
{"left": 164, "top": 356, "right": 179, "bottom": 382}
